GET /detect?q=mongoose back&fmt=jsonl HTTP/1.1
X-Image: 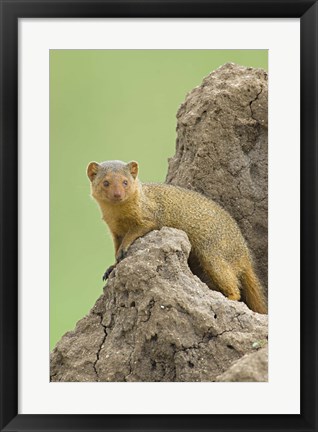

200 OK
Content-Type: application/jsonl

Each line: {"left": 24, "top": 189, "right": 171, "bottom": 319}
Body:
{"left": 87, "top": 160, "right": 267, "bottom": 314}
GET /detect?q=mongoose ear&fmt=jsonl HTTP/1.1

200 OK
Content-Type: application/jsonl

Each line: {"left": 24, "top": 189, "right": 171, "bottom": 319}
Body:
{"left": 87, "top": 162, "right": 100, "bottom": 182}
{"left": 127, "top": 161, "right": 138, "bottom": 179}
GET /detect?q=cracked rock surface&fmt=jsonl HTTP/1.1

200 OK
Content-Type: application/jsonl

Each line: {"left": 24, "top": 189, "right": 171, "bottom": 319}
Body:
{"left": 216, "top": 346, "right": 268, "bottom": 382}
{"left": 50, "top": 228, "right": 268, "bottom": 382}
{"left": 166, "top": 63, "right": 268, "bottom": 292}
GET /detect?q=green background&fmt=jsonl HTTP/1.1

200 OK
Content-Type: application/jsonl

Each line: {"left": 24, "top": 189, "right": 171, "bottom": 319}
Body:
{"left": 50, "top": 50, "right": 268, "bottom": 350}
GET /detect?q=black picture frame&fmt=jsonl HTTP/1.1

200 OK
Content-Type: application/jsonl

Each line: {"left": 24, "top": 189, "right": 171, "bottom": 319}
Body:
{"left": 1, "top": 1, "right": 317, "bottom": 431}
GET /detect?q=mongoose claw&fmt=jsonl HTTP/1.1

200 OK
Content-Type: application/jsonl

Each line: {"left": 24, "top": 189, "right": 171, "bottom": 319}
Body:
{"left": 102, "top": 264, "right": 116, "bottom": 281}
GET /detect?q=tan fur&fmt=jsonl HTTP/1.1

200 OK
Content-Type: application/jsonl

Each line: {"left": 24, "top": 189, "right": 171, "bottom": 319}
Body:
{"left": 87, "top": 160, "right": 267, "bottom": 314}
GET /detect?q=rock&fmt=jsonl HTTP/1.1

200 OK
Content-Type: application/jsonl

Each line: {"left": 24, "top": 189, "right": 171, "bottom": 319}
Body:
{"left": 216, "top": 346, "right": 268, "bottom": 382}
{"left": 50, "top": 228, "right": 268, "bottom": 382}
{"left": 166, "top": 63, "right": 268, "bottom": 292}
{"left": 51, "top": 64, "right": 268, "bottom": 382}
{"left": 50, "top": 313, "right": 106, "bottom": 382}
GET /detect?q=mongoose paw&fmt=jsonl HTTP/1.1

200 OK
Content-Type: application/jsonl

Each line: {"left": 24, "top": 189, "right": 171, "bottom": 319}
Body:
{"left": 116, "top": 249, "right": 128, "bottom": 263}
{"left": 102, "top": 264, "right": 116, "bottom": 281}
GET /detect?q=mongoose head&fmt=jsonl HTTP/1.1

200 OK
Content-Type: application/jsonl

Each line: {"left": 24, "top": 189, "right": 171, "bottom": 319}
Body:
{"left": 87, "top": 160, "right": 139, "bottom": 204}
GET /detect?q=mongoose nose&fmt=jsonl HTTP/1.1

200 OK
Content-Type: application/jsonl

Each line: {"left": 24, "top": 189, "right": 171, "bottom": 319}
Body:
{"left": 113, "top": 192, "right": 122, "bottom": 199}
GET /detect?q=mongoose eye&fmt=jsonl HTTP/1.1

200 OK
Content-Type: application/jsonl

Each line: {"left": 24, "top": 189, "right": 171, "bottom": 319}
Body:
{"left": 103, "top": 181, "right": 110, "bottom": 187}
{"left": 123, "top": 180, "right": 128, "bottom": 186}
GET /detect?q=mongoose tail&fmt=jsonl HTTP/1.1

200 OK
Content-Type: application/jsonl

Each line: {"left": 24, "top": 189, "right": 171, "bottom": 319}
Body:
{"left": 241, "top": 263, "right": 268, "bottom": 314}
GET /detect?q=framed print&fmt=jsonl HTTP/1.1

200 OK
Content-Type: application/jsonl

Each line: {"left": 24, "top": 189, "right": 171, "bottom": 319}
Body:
{"left": 0, "top": 1, "right": 317, "bottom": 431}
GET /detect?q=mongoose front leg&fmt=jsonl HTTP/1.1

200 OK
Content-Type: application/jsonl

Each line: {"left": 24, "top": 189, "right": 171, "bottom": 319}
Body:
{"left": 112, "top": 234, "right": 123, "bottom": 256}
{"left": 103, "top": 226, "right": 156, "bottom": 281}
{"left": 115, "top": 224, "right": 156, "bottom": 262}
{"left": 102, "top": 234, "right": 123, "bottom": 281}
